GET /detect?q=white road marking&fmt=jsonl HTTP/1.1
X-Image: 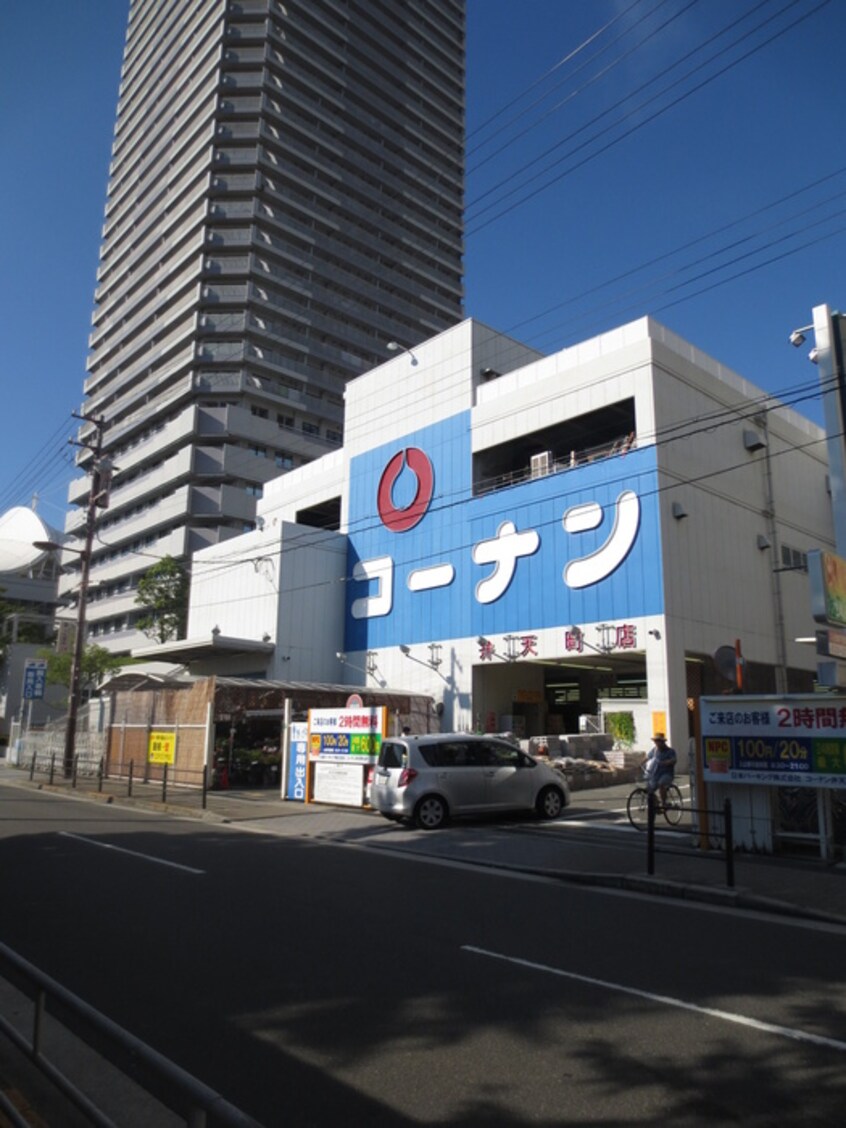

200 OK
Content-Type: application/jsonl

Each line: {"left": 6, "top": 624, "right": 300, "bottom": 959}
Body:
{"left": 59, "top": 832, "right": 204, "bottom": 874}
{"left": 462, "top": 945, "right": 846, "bottom": 1052}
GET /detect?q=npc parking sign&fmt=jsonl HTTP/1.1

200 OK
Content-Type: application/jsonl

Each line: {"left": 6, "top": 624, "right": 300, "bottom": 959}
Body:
{"left": 22, "top": 659, "right": 48, "bottom": 700}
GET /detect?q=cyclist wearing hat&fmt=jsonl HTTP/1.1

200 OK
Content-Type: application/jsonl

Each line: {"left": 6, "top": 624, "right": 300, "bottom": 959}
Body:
{"left": 644, "top": 732, "right": 677, "bottom": 809}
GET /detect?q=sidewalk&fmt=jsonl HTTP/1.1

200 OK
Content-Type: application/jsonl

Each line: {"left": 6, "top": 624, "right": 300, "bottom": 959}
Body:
{"left": 2, "top": 761, "right": 845, "bottom": 927}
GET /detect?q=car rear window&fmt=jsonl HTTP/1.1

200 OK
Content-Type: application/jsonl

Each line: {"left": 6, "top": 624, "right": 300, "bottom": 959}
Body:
{"left": 378, "top": 741, "right": 406, "bottom": 769}
{"left": 418, "top": 740, "right": 489, "bottom": 768}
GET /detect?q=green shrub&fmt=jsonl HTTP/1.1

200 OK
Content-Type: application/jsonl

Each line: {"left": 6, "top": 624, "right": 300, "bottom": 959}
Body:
{"left": 605, "top": 712, "right": 635, "bottom": 747}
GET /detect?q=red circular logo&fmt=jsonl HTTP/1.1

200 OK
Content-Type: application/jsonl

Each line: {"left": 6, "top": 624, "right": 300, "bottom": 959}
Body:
{"left": 377, "top": 447, "right": 434, "bottom": 532}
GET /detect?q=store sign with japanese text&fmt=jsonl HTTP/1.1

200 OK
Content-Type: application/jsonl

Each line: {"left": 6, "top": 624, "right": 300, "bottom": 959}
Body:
{"left": 345, "top": 413, "right": 662, "bottom": 651}
{"left": 22, "top": 658, "right": 47, "bottom": 701}
{"left": 148, "top": 730, "right": 176, "bottom": 766}
{"left": 286, "top": 721, "right": 308, "bottom": 801}
{"left": 701, "top": 695, "right": 846, "bottom": 788}
{"left": 308, "top": 706, "right": 385, "bottom": 764}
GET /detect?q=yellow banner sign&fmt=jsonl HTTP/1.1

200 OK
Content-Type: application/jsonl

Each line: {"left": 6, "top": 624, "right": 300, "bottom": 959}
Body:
{"left": 148, "top": 730, "right": 176, "bottom": 765}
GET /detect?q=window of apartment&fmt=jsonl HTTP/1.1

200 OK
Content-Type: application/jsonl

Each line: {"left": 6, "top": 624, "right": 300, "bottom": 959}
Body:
{"left": 275, "top": 452, "right": 293, "bottom": 470}
{"left": 245, "top": 484, "right": 263, "bottom": 498}
{"left": 302, "top": 421, "right": 320, "bottom": 436}
{"left": 251, "top": 406, "right": 269, "bottom": 419}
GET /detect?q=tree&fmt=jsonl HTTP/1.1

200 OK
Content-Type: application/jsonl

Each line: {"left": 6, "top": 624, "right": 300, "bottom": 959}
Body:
{"left": 38, "top": 644, "right": 123, "bottom": 697}
{"left": 134, "top": 556, "right": 189, "bottom": 643}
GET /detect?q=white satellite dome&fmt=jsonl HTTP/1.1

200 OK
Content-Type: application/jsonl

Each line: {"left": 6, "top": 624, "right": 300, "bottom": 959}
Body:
{"left": 0, "top": 506, "right": 61, "bottom": 575}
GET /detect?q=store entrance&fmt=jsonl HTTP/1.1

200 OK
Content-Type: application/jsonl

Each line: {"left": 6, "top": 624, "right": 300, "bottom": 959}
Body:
{"left": 474, "top": 655, "right": 648, "bottom": 742}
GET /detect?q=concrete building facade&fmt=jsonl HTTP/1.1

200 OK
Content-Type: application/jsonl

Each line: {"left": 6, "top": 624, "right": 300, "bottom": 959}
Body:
{"left": 141, "top": 317, "right": 832, "bottom": 776}
{"left": 62, "top": 0, "right": 465, "bottom": 652}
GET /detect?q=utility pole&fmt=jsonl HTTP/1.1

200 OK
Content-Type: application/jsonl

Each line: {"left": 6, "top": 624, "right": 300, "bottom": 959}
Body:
{"left": 755, "top": 412, "right": 789, "bottom": 694}
{"left": 61, "top": 414, "right": 110, "bottom": 777}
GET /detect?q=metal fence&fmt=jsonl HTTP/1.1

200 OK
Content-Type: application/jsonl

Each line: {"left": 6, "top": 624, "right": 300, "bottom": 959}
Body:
{"left": 0, "top": 940, "right": 261, "bottom": 1127}
{"left": 16, "top": 752, "right": 213, "bottom": 814}
{"left": 7, "top": 716, "right": 107, "bottom": 770}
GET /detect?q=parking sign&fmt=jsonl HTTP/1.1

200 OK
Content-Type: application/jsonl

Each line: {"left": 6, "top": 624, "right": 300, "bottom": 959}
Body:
{"left": 22, "top": 659, "right": 48, "bottom": 701}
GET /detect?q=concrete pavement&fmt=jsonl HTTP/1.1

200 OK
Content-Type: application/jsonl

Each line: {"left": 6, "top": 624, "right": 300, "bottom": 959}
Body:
{"left": 2, "top": 761, "right": 846, "bottom": 926}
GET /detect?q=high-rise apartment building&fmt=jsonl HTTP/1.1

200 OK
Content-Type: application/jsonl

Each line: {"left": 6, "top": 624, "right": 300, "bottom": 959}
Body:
{"left": 62, "top": 0, "right": 465, "bottom": 652}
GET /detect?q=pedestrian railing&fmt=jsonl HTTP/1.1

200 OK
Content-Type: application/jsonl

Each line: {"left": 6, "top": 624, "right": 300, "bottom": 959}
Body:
{"left": 0, "top": 940, "right": 261, "bottom": 1127}
{"left": 21, "top": 753, "right": 212, "bottom": 814}
{"left": 643, "top": 792, "right": 736, "bottom": 887}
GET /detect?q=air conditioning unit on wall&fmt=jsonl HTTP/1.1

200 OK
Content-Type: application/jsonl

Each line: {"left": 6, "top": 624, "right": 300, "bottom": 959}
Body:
{"left": 530, "top": 451, "right": 553, "bottom": 478}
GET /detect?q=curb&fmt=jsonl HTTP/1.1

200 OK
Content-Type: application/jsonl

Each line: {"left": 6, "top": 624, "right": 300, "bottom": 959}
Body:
{"left": 5, "top": 770, "right": 845, "bottom": 927}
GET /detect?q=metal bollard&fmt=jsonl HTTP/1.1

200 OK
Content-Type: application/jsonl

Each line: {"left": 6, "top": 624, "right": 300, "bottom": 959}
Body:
{"left": 202, "top": 764, "right": 208, "bottom": 810}
{"left": 72, "top": 755, "right": 78, "bottom": 789}
{"left": 29, "top": 754, "right": 36, "bottom": 781}
{"left": 49, "top": 754, "right": 55, "bottom": 786}
{"left": 98, "top": 758, "right": 104, "bottom": 793}
{"left": 647, "top": 790, "right": 656, "bottom": 875}
{"left": 161, "top": 762, "right": 168, "bottom": 805}
{"left": 128, "top": 759, "right": 134, "bottom": 797}
{"left": 724, "top": 798, "right": 734, "bottom": 888}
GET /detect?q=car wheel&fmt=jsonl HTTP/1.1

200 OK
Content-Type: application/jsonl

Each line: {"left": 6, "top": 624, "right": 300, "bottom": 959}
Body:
{"left": 536, "top": 785, "right": 564, "bottom": 820}
{"left": 415, "top": 795, "right": 448, "bottom": 830}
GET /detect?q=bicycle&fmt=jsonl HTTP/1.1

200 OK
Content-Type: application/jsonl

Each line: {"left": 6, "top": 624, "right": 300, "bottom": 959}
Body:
{"left": 626, "top": 780, "right": 684, "bottom": 829}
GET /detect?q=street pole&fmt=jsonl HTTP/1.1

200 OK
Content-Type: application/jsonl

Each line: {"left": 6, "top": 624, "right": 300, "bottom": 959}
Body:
{"left": 62, "top": 414, "right": 107, "bottom": 778}
{"left": 63, "top": 498, "right": 96, "bottom": 777}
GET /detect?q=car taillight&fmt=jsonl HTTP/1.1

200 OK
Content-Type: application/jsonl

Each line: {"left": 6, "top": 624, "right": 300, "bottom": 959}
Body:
{"left": 398, "top": 767, "right": 417, "bottom": 788}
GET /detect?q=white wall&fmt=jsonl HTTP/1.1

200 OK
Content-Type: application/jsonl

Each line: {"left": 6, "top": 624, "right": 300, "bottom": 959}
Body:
{"left": 652, "top": 334, "right": 831, "bottom": 677}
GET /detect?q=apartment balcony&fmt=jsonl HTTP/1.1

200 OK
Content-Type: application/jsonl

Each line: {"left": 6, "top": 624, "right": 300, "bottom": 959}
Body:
{"left": 192, "top": 483, "right": 256, "bottom": 523}
{"left": 84, "top": 340, "right": 196, "bottom": 417}
{"left": 86, "top": 588, "right": 141, "bottom": 622}
{"left": 103, "top": 119, "right": 215, "bottom": 251}
{"left": 201, "top": 403, "right": 340, "bottom": 457}
{"left": 92, "top": 224, "right": 206, "bottom": 334}
{"left": 193, "top": 441, "right": 283, "bottom": 483}
{"left": 194, "top": 365, "right": 343, "bottom": 423}
{"left": 85, "top": 527, "right": 190, "bottom": 589}
{"left": 103, "top": 485, "right": 193, "bottom": 548}
{"left": 87, "top": 310, "right": 198, "bottom": 402}
{"left": 107, "top": 414, "right": 197, "bottom": 483}
{"left": 67, "top": 475, "right": 91, "bottom": 510}
{"left": 99, "top": 375, "right": 197, "bottom": 453}
{"left": 99, "top": 452, "right": 195, "bottom": 531}
{"left": 90, "top": 219, "right": 206, "bottom": 349}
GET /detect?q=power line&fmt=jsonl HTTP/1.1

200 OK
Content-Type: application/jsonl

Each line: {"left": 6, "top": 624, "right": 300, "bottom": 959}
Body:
{"left": 183, "top": 365, "right": 836, "bottom": 590}
{"left": 506, "top": 165, "right": 846, "bottom": 339}
{"left": 466, "top": 0, "right": 830, "bottom": 234}
{"left": 467, "top": 0, "right": 686, "bottom": 170}
{"left": 467, "top": 0, "right": 647, "bottom": 149}
{"left": 185, "top": 423, "right": 836, "bottom": 611}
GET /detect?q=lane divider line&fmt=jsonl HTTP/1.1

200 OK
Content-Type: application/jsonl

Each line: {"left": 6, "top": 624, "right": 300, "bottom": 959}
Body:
{"left": 59, "top": 832, "right": 205, "bottom": 874}
{"left": 461, "top": 945, "right": 846, "bottom": 1052}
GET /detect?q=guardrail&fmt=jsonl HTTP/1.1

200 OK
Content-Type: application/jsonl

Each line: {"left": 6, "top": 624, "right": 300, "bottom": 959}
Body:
{"left": 0, "top": 940, "right": 262, "bottom": 1127}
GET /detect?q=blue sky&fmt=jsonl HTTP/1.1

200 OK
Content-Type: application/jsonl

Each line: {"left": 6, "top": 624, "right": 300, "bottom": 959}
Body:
{"left": 1, "top": 0, "right": 843, "bottom": 530}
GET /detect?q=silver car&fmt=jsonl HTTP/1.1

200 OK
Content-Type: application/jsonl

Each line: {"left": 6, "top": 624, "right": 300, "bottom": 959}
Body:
{"left": 370, "top": 733, "right": 570, "bottom": 829}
